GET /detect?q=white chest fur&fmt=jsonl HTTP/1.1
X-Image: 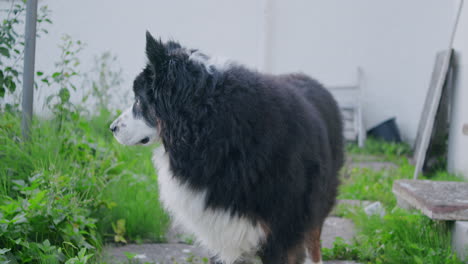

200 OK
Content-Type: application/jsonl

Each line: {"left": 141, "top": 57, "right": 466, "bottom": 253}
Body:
{"left": 152, "top": 147, "right": 266, "bottom": 264}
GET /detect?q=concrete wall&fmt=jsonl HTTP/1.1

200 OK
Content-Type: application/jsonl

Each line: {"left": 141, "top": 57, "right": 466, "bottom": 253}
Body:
{"left": 0, "top": 0, "right": 455, "bottom": 144}
{"left": 29, "top": 0, "right": 265, "bottom": 112}
{"left": 448, "top": 0, "right": 468, "bottom": 179}
{"left": 267, "top": 0, "right": 453, "bottom": 143}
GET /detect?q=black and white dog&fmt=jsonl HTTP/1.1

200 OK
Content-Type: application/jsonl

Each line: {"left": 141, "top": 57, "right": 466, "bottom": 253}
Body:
{"left": 110, "top": 32, "right": 344, "bottom": 264}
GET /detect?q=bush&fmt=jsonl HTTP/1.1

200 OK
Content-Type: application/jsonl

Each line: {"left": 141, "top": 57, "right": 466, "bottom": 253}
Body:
{"left": 0, "top": 3, "right": 168, "bottom": 262}
{"left": 0, "top": 110, "right": 169, "bottom": 263}
{"left": 0, "top": 112, "right": 102, "bottom": 262}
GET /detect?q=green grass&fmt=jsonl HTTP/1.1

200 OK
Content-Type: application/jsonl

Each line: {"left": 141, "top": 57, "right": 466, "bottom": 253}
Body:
{"left": 88, "top": 110, "right": 169, "bottom": 243}
{"left": 2, "top": 108, "right": 466, "bottom": 263}
{"left": 97, "top": 146, "right": 169, "bottom": 243}
{"left": 325, "top": 139, "right": 466, "bottom": 264}
{"left": 347, "top": 137, "right": 412, "bottom": 161}
{"left": 0, "top": 110, "right": 168, "bottom": 263}
{"left": 339, "top": 159, "right": 420, "bottom": 208}
{"left": 324, "top": 210, "right": 462, "bottom": 264}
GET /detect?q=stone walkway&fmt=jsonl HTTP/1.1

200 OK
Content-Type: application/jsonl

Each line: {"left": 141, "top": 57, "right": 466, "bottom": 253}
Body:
{"left": 103, "top": 216, "right": 357, "bottom": 264}
{"left": 103, "top": 157, "right": 393, "bottom": 264}
{"left": 104, "top": 242, "right": 358, "bottom": 264}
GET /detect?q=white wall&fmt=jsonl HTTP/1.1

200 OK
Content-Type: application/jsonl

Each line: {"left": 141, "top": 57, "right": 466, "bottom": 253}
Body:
{"left": 30, "top": 0, "right": 264, "bottom": 112}
{"left": 448, "top": 0, "right": 468, "bottom": 179}
{"left": 268, "top": 0, "right": 454, "bottom": 144}
{"left": 1, "top": 0, "right": 455, "bottom": 144}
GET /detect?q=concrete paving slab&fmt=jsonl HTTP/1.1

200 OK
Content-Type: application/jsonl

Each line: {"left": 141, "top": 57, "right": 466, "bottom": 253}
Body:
{"left": 104, "top": 217, "right": 357, "bottom": 264}
{"left": 324, "top": 262, "right": 360, "bottom": 264}
{"left": 103, "top": 243, "right": 210, "bottom": 264}
{"left": 166, "top": 216, "right": 355, "bottom": 250}
{"left": 348, "top": 161, "right": 398, "bottom": 171}
{"left": 335, "top": 199, "right": 371, "bottom": 207}
{"left": 346, "top": 154, "right": 383, "bottom": 163}
{"left": 322, "top": 217, "right": 356, "bottom": 249}
{"left": 393, "top": 179, "right": 468, "bottom": 220}
{"left": 103, "top": 244, "right": 360, "bottom": 264}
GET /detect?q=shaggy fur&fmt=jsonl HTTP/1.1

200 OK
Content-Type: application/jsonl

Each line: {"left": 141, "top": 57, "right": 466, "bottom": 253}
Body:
{"left": 111, "top": 32, "right": 344, "bottom": 264}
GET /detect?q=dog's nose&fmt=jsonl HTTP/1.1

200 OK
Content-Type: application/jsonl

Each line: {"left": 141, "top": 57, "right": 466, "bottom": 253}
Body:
{"left": 110, "top": 124, "right": 118, "bottom": 133}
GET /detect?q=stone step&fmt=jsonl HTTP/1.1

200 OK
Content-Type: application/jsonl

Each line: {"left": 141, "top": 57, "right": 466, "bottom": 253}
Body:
{"left": 393, "top": 179, "right": 468, "bottom": 220}
{"left": 393, "top": 179, "right": 468, "bottom": 261}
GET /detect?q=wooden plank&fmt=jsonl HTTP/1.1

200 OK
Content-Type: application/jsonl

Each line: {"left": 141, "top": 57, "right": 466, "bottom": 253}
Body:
{"left": 413, "top": 0, "right": 463, "bottom": 179}
{"left": 413, "top": 1, "right": 463, "bottom": 179}
{"left": 413, "top": 50, "right": 453, "bottom": 179}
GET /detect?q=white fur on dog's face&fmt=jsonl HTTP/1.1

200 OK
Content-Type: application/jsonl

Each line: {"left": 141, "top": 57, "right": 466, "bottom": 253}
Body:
{"left": 110, "top": 105, "right": 159, "bottom": 146}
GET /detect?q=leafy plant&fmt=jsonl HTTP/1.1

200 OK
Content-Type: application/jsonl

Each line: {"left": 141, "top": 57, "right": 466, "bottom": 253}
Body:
{"left": 112, "top": 219, "right": 127, "bottom": 243}
{"left": 0, "top": 3, "right": 168, "bottom": 263}
{"left": 65, "top": 248, "right": 94, "bottom": 264}
{"left": 0, "top": 170, "right": 100, "bottom": 263}
{"left": 41, "top": 34, "right": 86, "bottom": 129}
{"left": 0, "top": 109, "right": 169, "bottom": 263}
{"left": 82, "top": 51, "right": 125, "bottom": 113}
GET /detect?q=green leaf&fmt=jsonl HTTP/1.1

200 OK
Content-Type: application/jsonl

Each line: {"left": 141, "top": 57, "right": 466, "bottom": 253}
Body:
{"left": 0, "top": 70, "right": 4, "bottom": 88}
{"left": 65, "top": 257, "right": 79, "bottom": 264}
{"left": 62, "top": 241, "right": 78, "bottom": 250}
{"left": 112, "top": 219, "right": 127, "bottom": 243}
{"left": 0, "top": 47, "right": 10, "bottom": 58}
{"left": 11, "top": 213, "right": 27, "bottom": 224}
{"left": 78, "top": 248, "right": 86, "bottom": 258}
{"left": 43, "top": 239, "right": 51, "bottom": 247}
{"left": 413, "top": 255, "right": 424, "bottom": 264}
{"left": 10, "top": 69, "right": 18, "bottom": 77}
{"left": 59, "top": 88, "right": 70, "bottom": 102}
{"left": 11, "top": 179, "right": 25, "bottom": 187}
{"left": 52, "top": 72, "right": 61, "bottom": 78}
{"left": 12, "top": 238, "right": 22, "bottom": 245}
{"left": 36, "top": 71, "right": 44, "bottom": 76}
{"left": 29, "top": 190, "right": 46, "bottom": 209}
{"left": 0, "top": 248, "right": 11, "bottom": 255}
{"left": 5, "top": 76, "right": 16, "bottom": 92}
{"left": 123, "top": 252, "right": 137, "bottom": 260}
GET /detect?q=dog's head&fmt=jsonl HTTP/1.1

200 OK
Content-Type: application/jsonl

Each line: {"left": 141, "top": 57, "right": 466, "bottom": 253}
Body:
{"left": 110, "top": 31, "right": 227, "bottom": 146}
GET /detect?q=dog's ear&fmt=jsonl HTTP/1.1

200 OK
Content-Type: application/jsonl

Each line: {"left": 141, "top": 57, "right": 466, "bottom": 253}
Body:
{"left": 145, "top": 31, "right": 167, "bottom": 68}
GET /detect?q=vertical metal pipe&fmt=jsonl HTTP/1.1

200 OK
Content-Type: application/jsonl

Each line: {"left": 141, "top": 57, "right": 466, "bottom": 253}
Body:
{"left": 21, "top": 0, "right": 38, "bottom": 140}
